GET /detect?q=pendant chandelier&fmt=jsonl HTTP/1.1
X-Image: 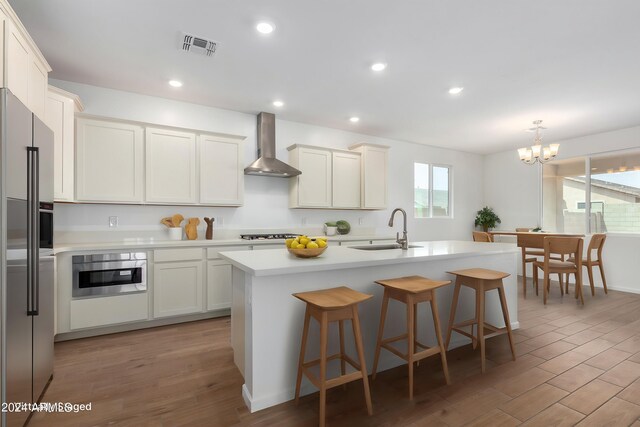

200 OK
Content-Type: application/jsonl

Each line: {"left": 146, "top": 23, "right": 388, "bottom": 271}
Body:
{"left": 518, "top": 120, "right": 559, "bottom": 165}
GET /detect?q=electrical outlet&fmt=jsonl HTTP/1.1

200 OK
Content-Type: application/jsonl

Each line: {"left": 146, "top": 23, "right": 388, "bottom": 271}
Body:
{"left": 358, "top": 217, "right": 364, "bottom": 225}
{"left": 108, "top": 216, "right": 119, "bottom": 228}
{"left": 301, "top": 217, "right": 307, "bottom": 226}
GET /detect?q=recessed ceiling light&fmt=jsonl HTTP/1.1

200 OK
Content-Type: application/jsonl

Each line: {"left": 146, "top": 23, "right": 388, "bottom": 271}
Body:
{"left": 272, "top": 100, "right": 284, "bottom": 107}
{"left": 371, "top": 63, "right": 387, "bottom": 72}
{"left": 349, "top": 117, "right": 360, "bottom": 123}
{"left": 448, "top": 87, "right": 464, "bottom": 95}
{"left": 256, "top": 22, "right": 275, "bottom": 34}
{"left": 168, "top": 80, "right": 183, "bottom": 88}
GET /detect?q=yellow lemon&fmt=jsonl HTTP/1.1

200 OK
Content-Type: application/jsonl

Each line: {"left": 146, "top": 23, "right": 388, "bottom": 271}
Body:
{"left": 317, "top": 239, "right": 327, "bottom": 248}
{"left": 285, "top": 238, "right": 295, "bottom": 248}
{"left": 296, "top": 243, "right": 306, "bottom": 249}
{"left": 307, "top": 241, "right": 319, "bottom": 249}
{"left": 299, "top": 237, "right": 310, "bottom": 246}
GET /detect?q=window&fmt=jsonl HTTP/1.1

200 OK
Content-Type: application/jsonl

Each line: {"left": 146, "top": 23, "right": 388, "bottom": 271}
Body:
{"left": 414, "top": 163, "right": 452, "bottom": 218}
{"left": 542, "top": 149, "right": 640, "bottom": 234}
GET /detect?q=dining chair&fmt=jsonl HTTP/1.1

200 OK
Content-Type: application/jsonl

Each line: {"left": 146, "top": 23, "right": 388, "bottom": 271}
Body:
{"left": 533, "top": 237, "right": 584, "bottom": 305}
{"left": 567, "top": 233, "right": 608, "bottom": 296}
{"left": 472, "top": 231, "right": 493, "bottom": 242}
{"left": 517, "top": 233, "right": 565, "bottom": 297}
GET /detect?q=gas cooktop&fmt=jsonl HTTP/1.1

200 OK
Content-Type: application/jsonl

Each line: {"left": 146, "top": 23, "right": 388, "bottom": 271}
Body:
{"left": 240, "top": 233, "right": 298, "bottom": 240}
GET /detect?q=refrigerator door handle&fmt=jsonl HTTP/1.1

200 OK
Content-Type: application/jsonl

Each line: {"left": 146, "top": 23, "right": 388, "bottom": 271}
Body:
{"left": 34, "top": 146, "right": 40, "bottom": 316}
{"left": 27, "top": 146, "right": 39, "bottom": 316}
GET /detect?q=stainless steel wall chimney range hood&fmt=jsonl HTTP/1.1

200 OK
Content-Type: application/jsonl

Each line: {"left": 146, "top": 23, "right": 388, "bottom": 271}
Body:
{"left": 244, "top": 112, "right": 301, "bottom": 177}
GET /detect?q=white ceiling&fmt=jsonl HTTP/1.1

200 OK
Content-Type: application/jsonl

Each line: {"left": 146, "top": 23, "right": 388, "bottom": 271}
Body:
{"left": 10, "top": 0, "right": 640, "bottom": 154}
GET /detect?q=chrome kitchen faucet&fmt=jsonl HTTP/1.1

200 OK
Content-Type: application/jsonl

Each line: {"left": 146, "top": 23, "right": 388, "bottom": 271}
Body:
{"left": 388, "top": 208, "right": 409, "bottom": 250}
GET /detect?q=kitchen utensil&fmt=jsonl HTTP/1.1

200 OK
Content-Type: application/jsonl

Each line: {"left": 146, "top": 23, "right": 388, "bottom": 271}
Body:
{"left": 185, "top": 218, "right": 200, "bottom": 240}
{"left": 204, "top": 217, "right": 215, "bottom": 240}
{"left": 287, "top": 246, "right": 327, "bottom": 258}
{"left": 161, "top": 217, "right": 174, "bottom": 228}
{"left": 172, "top": 214, "right": 184, "bottom": 228}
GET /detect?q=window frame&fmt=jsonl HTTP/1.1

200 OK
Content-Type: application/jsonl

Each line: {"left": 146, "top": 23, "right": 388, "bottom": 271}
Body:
{"left": 540, "top": 147, "right": 640, "bottom": 234}
{"left": 414, "top": 162, "right": 453, "bottom": 219}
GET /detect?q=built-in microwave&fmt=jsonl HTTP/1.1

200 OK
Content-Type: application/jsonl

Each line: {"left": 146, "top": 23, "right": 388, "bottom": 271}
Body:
{"left": 72, "top": 252, "right": 147, "bottom": 298}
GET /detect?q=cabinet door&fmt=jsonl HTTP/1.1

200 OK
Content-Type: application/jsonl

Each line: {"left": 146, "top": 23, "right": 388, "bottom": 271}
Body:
{"left": 76, "top": 118, "right": 144, "bottom": 202}
{"left": 362, "top": 146, "right": 388, "bottom": 209}
{"left": 28, "top": 59, "right": 48, "bottom": 120}
{"left": 153, "top": 261, "right": 203, "bottom": 318}
{"left": 292, "top": 147, "right": 332, "bottom": 207}
{"left": 0, "top": 9, "right": 6, "bottom": 85}
{"left": 46, "top": 91, "right": 75, "bottom": 201}
{"left": 207, "top": 260, "right": 232, "bottom": 310}
{"left": 199, "top": 135, "right": 243, "bottom": 205}
{"left": 146, "top": 127, "right": 197, "bottom": 204}
{"left": 332, "top": 151, "right": 361, "bottom": 208}
{"left": 6, "top": 21, "right": 29, "bottom": 106}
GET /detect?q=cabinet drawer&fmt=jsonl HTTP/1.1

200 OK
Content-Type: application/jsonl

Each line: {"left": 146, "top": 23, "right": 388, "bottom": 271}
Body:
{"left": 154, "top": 248, "right": 203, "bottom": 262}
{"left": 70, "top": 293, "right": 148, "bottom": 330}
{"left": 207, "top": 245, "right": 248, "bottom": 259}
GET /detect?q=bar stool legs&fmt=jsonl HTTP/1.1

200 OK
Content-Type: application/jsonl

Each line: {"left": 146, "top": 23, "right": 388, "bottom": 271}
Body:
{"left": 293, "top": 286, "right": 373, "bottom": 427}
{"left": 446, "top": 269, "right": 516, "bottom": 374}
{"left": 371, "top": 276, "right": 451, "bottom": 400}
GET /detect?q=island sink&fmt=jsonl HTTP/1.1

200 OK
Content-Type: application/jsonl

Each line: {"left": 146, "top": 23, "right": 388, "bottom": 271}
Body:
{"left": 349, "top": 244, "right": 423, "bottom": 250}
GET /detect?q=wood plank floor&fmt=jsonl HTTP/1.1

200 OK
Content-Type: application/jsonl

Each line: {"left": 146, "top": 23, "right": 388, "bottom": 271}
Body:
{"left": 30, "top": 280, "right": 640, "bottom": 426}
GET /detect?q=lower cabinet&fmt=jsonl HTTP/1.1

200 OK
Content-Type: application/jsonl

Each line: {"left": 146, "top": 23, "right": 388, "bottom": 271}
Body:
{"left": 69, "top": 293, "right": 148, "bottom": 330}
{"left": 153, "top": 261, "right": 204, "bottom": 318}
{"left": 207, "top": 260, "right": 232, "bottom": 310}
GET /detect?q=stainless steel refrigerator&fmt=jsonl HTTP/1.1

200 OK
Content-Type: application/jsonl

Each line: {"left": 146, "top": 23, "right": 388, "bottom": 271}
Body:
{"left": 1, "top": 88, "right": 55, "bottom": 427}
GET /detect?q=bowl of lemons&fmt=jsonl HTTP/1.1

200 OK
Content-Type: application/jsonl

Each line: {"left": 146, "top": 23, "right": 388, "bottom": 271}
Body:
{"left": 286, "top": 235, "right": 328, "bottom": 258}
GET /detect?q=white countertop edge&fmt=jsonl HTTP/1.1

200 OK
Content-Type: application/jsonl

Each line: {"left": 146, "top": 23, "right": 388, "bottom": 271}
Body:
{"left": 53, "top": 234, "right": 397, "bottom": 254}
{"left": 220, "top": 241, "right": 518, "bottom": 277}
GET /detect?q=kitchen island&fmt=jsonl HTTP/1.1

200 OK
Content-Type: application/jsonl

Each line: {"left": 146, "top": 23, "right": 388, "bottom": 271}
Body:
{"left": 219, "top": 240, "right": 519, "bottom": 412}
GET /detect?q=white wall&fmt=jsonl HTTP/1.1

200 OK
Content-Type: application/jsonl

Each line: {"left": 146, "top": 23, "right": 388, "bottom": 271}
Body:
{"left": 483, "top": 125, "right": 640, "bottom": 293}
{"left": 51, "top": 80, "right": 484, "bottom": 242}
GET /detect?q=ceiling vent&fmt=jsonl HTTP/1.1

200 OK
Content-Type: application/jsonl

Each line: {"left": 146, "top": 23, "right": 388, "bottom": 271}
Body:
{"left": 180, "top": 33, "right": 218, "bottom": 57}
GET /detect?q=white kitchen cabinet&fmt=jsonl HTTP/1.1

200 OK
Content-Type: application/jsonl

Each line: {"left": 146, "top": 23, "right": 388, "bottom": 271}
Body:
{"left": 0, "top": 8, "right": 5, "bottom": 85}
{"left": 199, "top": 134, "right": 243, "bottom": 205}
{"left": 153, "top": 261, "right": 203, "bottom": 318}
{"left": 332, "top": 150, "right": 361, "bottom": 208}
{"left": 45, "top": 86, "right": 83, "bottom": 202}
{"left": 69, "top": 293, "right": 149, "bottom": 330}
{"left": 5, "top": 20, "right": 29, "bottom": 106}
{"left": 349, "top": 143, "right": 389, "bottom": 209}
{"left": 4, "top": 18, "right": 50, "bottom": 120}
{"left": 288, "top": 145, "right": 333, "bottom": 208}
{"left": 207, "top": 260, "right": 232, "bottom": 311}
{"left": 76, "top": 117, "right": 144, "bottom": 203}
{"left": 146, "top": 127, "right": 197, "bottom": 204}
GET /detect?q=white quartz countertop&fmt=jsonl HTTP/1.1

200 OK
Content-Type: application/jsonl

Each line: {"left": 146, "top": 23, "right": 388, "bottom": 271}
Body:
{"left": 219, "top": 240, "right": 518, "bottom": 277}
{"left": 53, "top": 234, "right": 396, "bottom": 254}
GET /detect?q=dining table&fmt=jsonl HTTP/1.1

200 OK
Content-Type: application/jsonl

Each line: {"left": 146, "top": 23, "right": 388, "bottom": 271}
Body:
{"left": 488, "top": 231, "right": 585, "bottom": 297}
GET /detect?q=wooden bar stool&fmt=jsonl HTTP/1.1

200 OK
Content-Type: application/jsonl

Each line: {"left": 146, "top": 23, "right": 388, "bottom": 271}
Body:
{"left": 445, "top": 268, "right": 516, "bottom": 373}
{"left": 371, "top": 275, "right": 451, "bottom": 400}
{"left": 293, "top": 286, "right": 373, "bottom": 427}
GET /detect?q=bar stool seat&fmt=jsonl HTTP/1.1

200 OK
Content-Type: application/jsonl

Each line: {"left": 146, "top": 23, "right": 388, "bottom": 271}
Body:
{"left": 445, "top": 268, "right": 516, "bottom": 373}
{"left": 293, "top": 286, "right": 373, "bottom": 427}
{"left": 371, "top": 275, "right": 451, "bottom": 400}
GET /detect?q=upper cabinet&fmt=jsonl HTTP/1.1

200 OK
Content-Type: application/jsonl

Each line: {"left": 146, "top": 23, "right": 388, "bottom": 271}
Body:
{"left": 287, "top": 143, "right": 388, "bottom": 210}
{"left": 145, "top": 127, "right": 197, "bottom": 204}
{"left": 349, "top": 143, "right": 389, "bottom": 209}
{"left": 45, "top": 86, "right": 83, "bottom": 202}
{"left": 332, "top": 151, "right": 361, "bottom": 209}
{"left": 199, "top": 134, "right": 244, "bottom": 206}
{"left": 76, "top": 118, "right": 145, "bottom": 203}
{"left": 288, "top": 145, "right": 333, "bottom": 208}
{"left": 1, "top": 1, "right": 52, "bottom": 120}
{"left": 72, "top": 115, "right": 245, "bottom": 206}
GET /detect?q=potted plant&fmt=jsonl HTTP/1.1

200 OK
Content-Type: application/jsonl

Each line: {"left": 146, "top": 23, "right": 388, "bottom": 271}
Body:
{"left": 474, "top": 206, "right": 501, "bottom": 232}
